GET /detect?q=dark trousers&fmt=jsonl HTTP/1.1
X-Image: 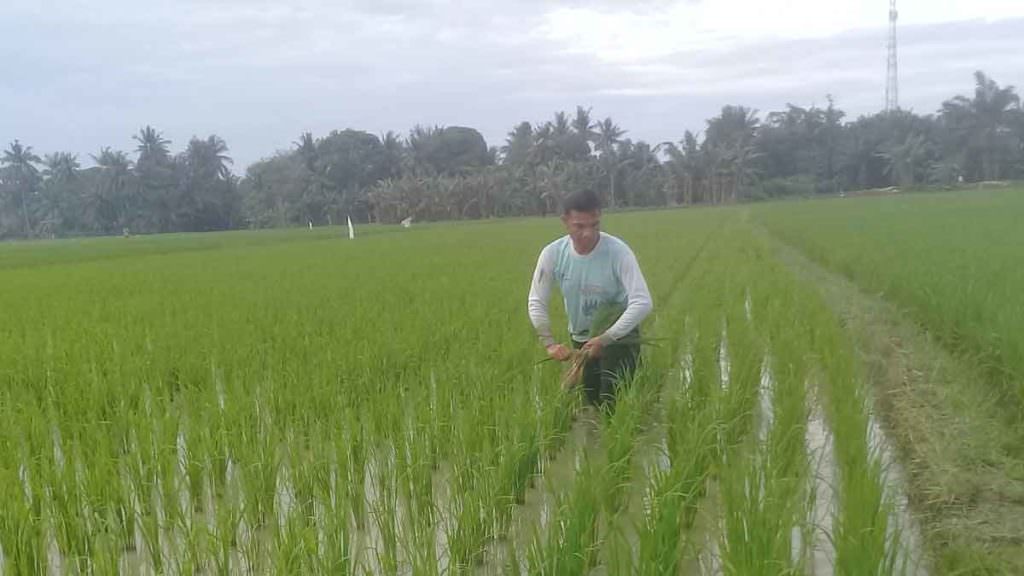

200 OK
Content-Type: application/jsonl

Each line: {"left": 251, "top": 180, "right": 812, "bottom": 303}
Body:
{"left": 572, "top": 334, "right": 641, "bottom": 409}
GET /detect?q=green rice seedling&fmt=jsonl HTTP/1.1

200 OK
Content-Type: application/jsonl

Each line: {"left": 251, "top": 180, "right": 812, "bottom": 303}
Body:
{"left": 344, "top": 411, "right": 369, "bottom": 532}
{"left": 658, "top": 334, "right": 720, "bottom": 534}
{"left": 808, "top": 310, "right": 901, "bottom": 576}
{"left": 307, "top": 423, "right": 354, "bottom": 575}
{"left": 88, "top": 528, "right": 123, "bottom": 575}
{"left": 633, "top": 462, "right": 686, "bottom": 575}
{"left": 80, "top": 432, "right": 136, "bottom": 562}
{"left": 497, "top": 405, "right": 542, "bottom": 510}
{"left": 210, "top": 468, "right": 244, "bottom": 575}
{"left": 443, "top": 456, "right": 489, "bottom": 570}
{"left": 717, "top": 333, "right": 807, "bottom": 574}
{"left": 599, "top": 381, "right": 644, "bottom": 514}
{"left": 489, "top": 381, "right": 546, "bottom": 542}
{"left": 763, "top": 343, "right": 814, "bottom": 571}
{"left": 443, "top": 369, "right": 536, "bottom": 570}
{"left": 620, "top": 259, "right": 718, "bottom": 569}
{"left": 366, "top": 443, "right": 401, "bottom": 574}
{"left": 717, "top": 316, "right": 761, "bottom": 461}
{"left": 718, "top": 437, "right": 806, "bottom": 576}
{"left": 526, "top": 457, "right": 602, "bottom": 575}
{"left": 0, "top": 460, "right": 45, "bottom": 573}
{"left": 632, "top": 340, "right": 719, "bottom": 573}
{"left": 718, "top": 348, "right": 809, "bottom": 576}
{"left": 41, "top": 425, "right": 94, "bottom": 570}
{"left": 393, "top": 400, "right": 440, "bottom": 576}
{"left": 0, "top": 406, "right": 52, "bottom": 574}
{"left": 271, "top": 455, "right": 318, "bottom": 576}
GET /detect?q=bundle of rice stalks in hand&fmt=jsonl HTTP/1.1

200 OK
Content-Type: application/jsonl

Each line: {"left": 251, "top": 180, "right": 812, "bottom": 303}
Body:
{"left": 546, "top": 303, "right": 661, "bottom": 391}
{"left": 561, "top": 348, "right": 591, "bottom": 391}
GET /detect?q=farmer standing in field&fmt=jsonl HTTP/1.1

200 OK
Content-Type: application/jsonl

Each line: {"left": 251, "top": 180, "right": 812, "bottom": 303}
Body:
{"left": 528, "top": 189, "right": 653, "bottom": 408}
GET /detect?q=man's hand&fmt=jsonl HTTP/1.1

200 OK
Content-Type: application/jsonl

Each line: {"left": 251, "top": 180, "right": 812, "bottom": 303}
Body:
{"left": 581, "top": 336, "right": 606, "bottom": 359}
{"left": 546, "top": 343, "right": 572, "bottom": 362}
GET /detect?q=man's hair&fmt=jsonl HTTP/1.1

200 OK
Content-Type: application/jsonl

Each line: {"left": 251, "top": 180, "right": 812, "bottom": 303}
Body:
{"left": 561, "top": 189, "right": 601, "bottom": 214}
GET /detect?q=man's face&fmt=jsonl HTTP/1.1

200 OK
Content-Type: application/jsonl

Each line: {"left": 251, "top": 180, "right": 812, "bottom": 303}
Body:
{"left": 562, "top": 209, "right": 601, "bottom": 253}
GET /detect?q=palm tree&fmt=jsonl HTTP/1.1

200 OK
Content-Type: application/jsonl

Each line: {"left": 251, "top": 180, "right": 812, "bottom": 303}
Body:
{"left": 595, "top": 118, "right": 625, "bottom": 155}
{"left": 821, "top": 96, "right": 845, "bottom": 192}
{"left": 380, "top": 131, "right": 404, "bottom": 178}
{"left": 662, "top": 132, "right": 703, "bottom": 204}
{"left": 726, "top": 142, "right": 762, "bottom": 202}
{"left": 91, "top": 148, "right": 134, "bottom": 232}
{"left": 178, "top": 136, "right": 236, "bottom": 230}
{"left": 941, "top": 71, "right": 1021, "bottom": 180}
{"left": 706, "top": 106, "right": 759, "bottom": 150}
{"left": 294, "top": 132, "right": 318, "bottom": 172}
{"left": 879, "top": 133, "right": 928, "bottom": 187}
{"left": 704, "top": 106, "right": 760, "bottom": 202}
{"left": 42, "top": 152, "right": 79, "bottom": 182}
{"left": 623, "top": 141, "right": 662, "bottom": 205}
{"left": 133, "top": 126, "right": 171, "bottom": 166}
{"left": 408, "top": 125, "right": 441, "bottom": 174}
{"left": 559, "top": 106, "right": 596, "bottom": 161}
{"left": 594, "top": 118, "right": 627, "bottom": 207}
{"left": 546, "top": 112, "right": 584, "bottom": 162}
{"left": 2, "top": 140, "right": 42, "bottom": 236}
{"left": 571, "top": 106, "right": 595, "bottom": 142}
{"left": 39, "top": 152, "right": 80, "bottom": 235}
{"left": 131, "top": 126, "right": 176, "bottom": 233}
{"left": 551, "top": 111, "right": 571, "bottom": 137}
{"left": 534, "top": 161, "right": 567, "bottom": 214}
{"left": 293, "top": 132, "right": 326, "bottom": 223}
{"left": 529, "top": 123, "right": 556, "bottom": 166}
{"left": 501, "top": 122, "right": 533, "bottom": 166}
{"left": 185, "top": 135, "right": 233, "bottom": 181}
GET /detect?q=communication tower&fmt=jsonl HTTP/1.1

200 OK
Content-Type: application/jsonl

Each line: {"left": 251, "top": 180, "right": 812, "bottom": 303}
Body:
{"left": 885, "top": 0, "right": 899, "bottom": 111}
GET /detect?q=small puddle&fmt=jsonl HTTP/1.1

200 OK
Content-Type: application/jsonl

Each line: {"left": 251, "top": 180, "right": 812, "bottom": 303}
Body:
{"left": 805, "top": 394, "right": 838, "bottom": 576}
{"left": 693, "top": 482, "right": 723, "bottom": 576}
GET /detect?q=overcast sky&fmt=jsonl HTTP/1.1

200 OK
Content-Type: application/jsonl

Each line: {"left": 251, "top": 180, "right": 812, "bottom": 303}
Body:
{"left": 3, "top": 1, "right": 1023, "bottom": 170}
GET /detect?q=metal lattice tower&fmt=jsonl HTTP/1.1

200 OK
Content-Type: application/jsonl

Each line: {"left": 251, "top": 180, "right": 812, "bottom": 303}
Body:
{"left": 885, "top": 0, "right": 899, "bottom": 111}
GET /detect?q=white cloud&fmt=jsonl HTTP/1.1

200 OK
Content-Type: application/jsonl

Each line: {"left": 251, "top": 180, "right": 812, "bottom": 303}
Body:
{"left": 539, "top": 0, "right": 1024, "bottom": 63}
{"left": 1, "top": 1, "right": 1022, "bottom": 168}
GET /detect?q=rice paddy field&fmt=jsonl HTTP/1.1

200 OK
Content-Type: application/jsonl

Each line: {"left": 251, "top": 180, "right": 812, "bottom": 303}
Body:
{"left": 1, "top": 187, "right": 1023, "bottom": 575}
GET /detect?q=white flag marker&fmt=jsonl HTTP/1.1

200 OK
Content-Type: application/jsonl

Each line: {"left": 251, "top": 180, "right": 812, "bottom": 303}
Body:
{"left": 347, "top": 216, "right": 355, "bottom": 240}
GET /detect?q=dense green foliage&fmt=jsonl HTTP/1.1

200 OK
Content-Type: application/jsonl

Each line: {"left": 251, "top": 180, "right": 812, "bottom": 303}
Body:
{"left": 1, "top": 72, "right": 1021, "bottom": 239}
{"left": 754, "top": 188, "right": 1024, "bottom": 416}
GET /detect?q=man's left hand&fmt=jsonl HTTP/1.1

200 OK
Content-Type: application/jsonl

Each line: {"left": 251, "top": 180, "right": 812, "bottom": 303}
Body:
{"left": 581, "top": 335, "right": 607, "bottom": 359}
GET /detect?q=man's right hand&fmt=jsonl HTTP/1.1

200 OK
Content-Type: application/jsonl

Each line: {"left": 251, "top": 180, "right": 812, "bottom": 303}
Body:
{"left": 546, "top": 343, "right": 572, "bottom": 362}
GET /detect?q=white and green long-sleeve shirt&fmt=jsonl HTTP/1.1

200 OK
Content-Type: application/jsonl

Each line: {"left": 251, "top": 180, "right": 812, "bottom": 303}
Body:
{"left": 528, "top": 232, "right": 653, "bottom": 345}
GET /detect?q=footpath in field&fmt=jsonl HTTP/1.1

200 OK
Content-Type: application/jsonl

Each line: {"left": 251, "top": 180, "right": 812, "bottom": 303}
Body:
{"left": 758, "top": 221, "right": 1024, "bottom": 575}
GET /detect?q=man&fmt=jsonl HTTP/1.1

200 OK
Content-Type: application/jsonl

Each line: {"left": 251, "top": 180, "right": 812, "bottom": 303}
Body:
{"left": 527, "top": 189, "right": 653, "bottom": 408}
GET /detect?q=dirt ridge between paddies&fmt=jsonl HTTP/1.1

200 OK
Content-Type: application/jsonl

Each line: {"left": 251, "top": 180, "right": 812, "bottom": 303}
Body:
{"left": 757, "top": 224, "right": 1024, "bottom": 575}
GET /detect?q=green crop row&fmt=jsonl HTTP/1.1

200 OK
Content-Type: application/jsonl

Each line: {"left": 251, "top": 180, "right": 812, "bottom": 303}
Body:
{"left": 0, "top": 205, "right": 923, "bottom": 574}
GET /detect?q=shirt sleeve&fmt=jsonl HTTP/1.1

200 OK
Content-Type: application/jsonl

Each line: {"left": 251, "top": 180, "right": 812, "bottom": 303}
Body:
{"left": 600, "top": 245, "right": 653, "bottom": 344}
{"left": 527, "top": 245, "right": 557, "bottom": 347}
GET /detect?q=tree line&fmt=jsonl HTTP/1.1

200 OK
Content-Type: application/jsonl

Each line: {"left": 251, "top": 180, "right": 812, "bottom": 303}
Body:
{"left": 1, "top": 71, "right": 1021, "bottom": 238}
